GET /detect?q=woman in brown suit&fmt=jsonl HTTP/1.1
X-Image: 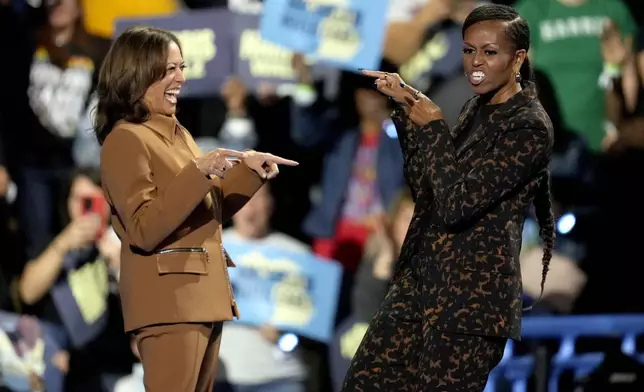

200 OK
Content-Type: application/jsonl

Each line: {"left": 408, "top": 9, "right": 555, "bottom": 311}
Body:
{"left": 95, "top": 26, "right": 298, "bottom": 392}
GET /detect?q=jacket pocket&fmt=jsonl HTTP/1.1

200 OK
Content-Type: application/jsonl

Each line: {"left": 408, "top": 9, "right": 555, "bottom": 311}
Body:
{"left": 459, "top": 253, "right": 516, "bottom": 276}
{"left": 155, "top": 248, "right": 209, "bottom": 275}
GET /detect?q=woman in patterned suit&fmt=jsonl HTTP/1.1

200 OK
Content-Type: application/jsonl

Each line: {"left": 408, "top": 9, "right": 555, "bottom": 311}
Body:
{"left": 342, "top": 4, "right": 555, "bottom": 391}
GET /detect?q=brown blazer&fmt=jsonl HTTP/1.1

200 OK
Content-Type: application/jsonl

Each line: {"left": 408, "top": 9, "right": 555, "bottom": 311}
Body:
{"left": 100, "top": 113, "right": 264, "bottom": 333}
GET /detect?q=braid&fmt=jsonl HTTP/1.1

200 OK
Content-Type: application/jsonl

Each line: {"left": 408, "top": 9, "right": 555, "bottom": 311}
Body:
{"left": 524, "top": 171, "right": 555, "bottom": 310}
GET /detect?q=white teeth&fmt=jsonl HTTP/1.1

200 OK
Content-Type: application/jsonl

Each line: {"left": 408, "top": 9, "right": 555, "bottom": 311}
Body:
{"left": 165, "top": 89, "right": 180, "bottom": 104}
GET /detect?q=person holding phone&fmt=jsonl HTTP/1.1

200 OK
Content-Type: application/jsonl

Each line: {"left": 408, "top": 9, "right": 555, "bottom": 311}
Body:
{"left": 96, "top": 26, "right": 298, "bottom": 392}
{"left": 17, "top": 167, "right": 121, "bottom": 391}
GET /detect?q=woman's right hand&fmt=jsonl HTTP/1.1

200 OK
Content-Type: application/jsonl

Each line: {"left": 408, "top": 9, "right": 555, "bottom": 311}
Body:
{"left": 57, "top": 215, "right": 102, "bottom": 251}
{"left": 194, "top": 148, "right": 248, "bottom": 179}
{"left": 359, "top": 70, "right": 414, "bottom": 105}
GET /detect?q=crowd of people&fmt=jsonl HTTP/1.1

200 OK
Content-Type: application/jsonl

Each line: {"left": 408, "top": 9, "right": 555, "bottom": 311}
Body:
{"left": 0, "top": 0, "right": 642, "bottom": 391}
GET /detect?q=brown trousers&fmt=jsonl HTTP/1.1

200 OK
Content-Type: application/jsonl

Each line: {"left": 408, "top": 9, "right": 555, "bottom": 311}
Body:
{"left": 134, "top": 322, "right": 223, "bottom": 392}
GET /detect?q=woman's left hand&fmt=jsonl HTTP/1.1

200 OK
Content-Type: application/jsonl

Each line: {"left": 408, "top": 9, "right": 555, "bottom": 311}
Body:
{"left": 400, "top": 83, "right": 443, "bottom": 126}
{"left": 244, "top": 151, "right": 299, "bottom": 179}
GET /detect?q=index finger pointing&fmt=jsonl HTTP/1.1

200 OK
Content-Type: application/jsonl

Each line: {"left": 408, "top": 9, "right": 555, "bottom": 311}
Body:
{"left": 270, "top": 156, "right": 299, "bottom": 166}
{"left": 216, "top": 148, "right": 247, "bottom": 158}
{"left": 359, "top": 69, "right": 386, "bottom": 78}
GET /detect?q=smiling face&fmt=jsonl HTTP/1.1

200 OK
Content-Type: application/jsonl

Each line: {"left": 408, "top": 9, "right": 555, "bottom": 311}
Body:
{"left": 462, "top": 20, "right": 526, "bottom": 100}
{"left": 142, "top": 42, "right": 185, "bottom": 116}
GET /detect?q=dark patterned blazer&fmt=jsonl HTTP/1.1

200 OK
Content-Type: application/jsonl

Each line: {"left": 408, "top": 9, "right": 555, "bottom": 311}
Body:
{"left": 391, "top": 82, "right": 553, "bottom": 340}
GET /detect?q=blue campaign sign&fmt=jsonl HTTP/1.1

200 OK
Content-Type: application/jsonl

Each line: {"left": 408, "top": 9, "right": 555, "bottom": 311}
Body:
{"left": 114, "top": 9, "right": 235, "bottom": 97}
{"left": 259, "top": 0, "right": 388, "bottom": 70}
{"left": 224, "top": 239, "right": 343, "bottom": 343}
{"left": 0, "top": 312, "right": 64, "bottom": 392}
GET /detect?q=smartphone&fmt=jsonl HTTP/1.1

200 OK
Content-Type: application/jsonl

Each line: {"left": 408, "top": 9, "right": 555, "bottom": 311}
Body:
{"left": 82, "top": 194, "right": 108, "bottom": 238}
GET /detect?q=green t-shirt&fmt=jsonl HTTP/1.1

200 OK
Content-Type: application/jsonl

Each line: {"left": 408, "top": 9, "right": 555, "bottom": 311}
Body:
{"left": 515, "top": 0, "right": 636, "bottom": 152}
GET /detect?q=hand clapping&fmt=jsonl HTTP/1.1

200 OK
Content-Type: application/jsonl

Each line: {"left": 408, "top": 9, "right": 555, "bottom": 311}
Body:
{"left": 360, "top": 70, "right": 443, "bottom": 126}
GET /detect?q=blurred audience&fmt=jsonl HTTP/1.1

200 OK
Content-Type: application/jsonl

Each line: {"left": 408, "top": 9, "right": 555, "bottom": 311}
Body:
{"left": 217, "top": 185, "right": 308, "bottom": 392}
{"left": 0, "top": 0, "right": 110, "bottom": 261}
{"left": 290, "top": 54, "right": 405, "bottom": 273}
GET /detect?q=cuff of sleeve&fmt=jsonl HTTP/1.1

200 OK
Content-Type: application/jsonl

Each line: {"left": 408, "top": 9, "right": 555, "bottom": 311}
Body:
{"left": 241, "top": 160, "right": 266, "bottom": 183}
{"left": 184, "top": 159, "right": 215, "bottom": 194}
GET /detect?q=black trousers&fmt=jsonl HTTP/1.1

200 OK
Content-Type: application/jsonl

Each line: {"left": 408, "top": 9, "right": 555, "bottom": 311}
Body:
{"left": 342, "top": 268, "right": 507, "bottom": 392}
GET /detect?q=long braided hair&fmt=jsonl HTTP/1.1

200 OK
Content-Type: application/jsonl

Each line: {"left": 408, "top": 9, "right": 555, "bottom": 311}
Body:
{"left": 463, "top": 4, "right": 555, "bottom": 308}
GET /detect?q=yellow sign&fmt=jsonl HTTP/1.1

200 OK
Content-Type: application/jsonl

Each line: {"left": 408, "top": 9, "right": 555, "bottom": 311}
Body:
{"left": 400, "top": 33, "right": 449, "bottom": 84}
{"left": 68, "top": 259, "right": 109, "bottom": 324}
{"left": 340, "top": 322, "right": 369, "bottom": 359}
{"left": 174, "top": 29, "right": 217, "bottom": 80}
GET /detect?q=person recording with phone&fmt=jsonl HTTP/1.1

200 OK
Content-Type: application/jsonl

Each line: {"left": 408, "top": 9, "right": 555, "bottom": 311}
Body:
{"left": 96, "top": 27, "right": 298, "bottom": 392}
{"left": 17, "top": 167, "right": 122, "bottom": 391}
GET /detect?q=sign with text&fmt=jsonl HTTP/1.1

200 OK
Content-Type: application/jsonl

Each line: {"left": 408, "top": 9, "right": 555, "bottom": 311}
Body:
{"left": 114, "top": 9, "right": 234, "bottom": 97}
{"left": 0, "top": 312, "right": 64, "bottom": 392}
{"left": 259, "top": 0, "right": 388, "bottom": 70}
{"left": 233, "top": 13, "right": 298, "bottom": 89}
{"left": 50, "top": 248, "right": 110, "bottom": 349}
{"left": 225, "top": 240, "right": 343, "bottom": 343}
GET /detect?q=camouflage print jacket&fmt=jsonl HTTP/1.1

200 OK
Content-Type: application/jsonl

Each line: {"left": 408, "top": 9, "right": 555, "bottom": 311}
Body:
{"left": 391, "top": 82, "right": 554, "bottom": 340}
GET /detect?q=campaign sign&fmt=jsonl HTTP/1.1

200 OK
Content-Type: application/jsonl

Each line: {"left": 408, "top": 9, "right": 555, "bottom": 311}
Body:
{"left": 114, "top": 9, "right": 234, "bottom": 97}
{"left": 0, "top": 312, "right": 64, "bottom": 392}
{"left": 225, "top": 240, "right": 343, "bottom": 343}
{"left": 259, "top": 0, "right": 388, "bottom": 70}
{"left": 233, "top": 13, "right": 299, "bottom": 89}
{"left": 50, "top": 248, "right": 110, "bottom": 349}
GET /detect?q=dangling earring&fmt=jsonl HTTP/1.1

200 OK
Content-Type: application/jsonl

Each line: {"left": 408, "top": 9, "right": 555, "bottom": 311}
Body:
{"left": 515, "top": 72, "right": 522, "bottom": 83}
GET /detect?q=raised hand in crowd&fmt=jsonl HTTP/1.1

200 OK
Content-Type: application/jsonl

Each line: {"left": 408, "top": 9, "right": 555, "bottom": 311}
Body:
{"left": 291, "top": 53, "right": 313, "bottom": 85}
{"left": 221, "top": 76, "right": 248, "bottom": 116}
{"left": 601, "top": 20, "right": 629, "bottom": 68}
{"left": 55, "top": 214, "right": 102, "bottom": 252}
